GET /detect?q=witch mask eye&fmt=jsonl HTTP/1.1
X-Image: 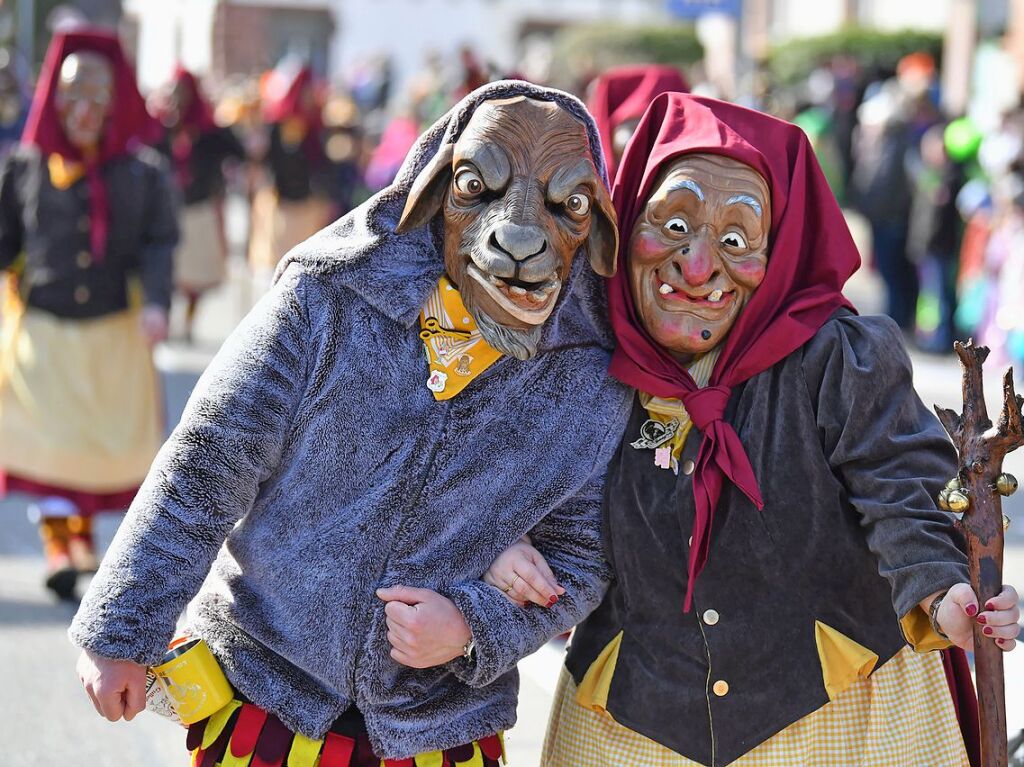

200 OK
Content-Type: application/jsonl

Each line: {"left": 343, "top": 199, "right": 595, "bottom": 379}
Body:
{"left": 664, "top": 217, "right": 689, "bottom": 235}
{"left": 721, "top": 232, "right": 748, "bottom": 249}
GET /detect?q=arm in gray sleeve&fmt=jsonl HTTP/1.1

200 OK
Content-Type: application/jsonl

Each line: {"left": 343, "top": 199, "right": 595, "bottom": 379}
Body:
{"left": 137, "top": 162, "right": 179, "bottom": 311}
{"left": 802, "top": 313, "right": 969, "bottom": 618}
{"left": 69, "top": 267, "right": 312, "bottom": 664}
{"left": 0, "top": 155, "right": 23, "bottom": 269}
{"left": 444, "top": 470, "right": 613, "bottom": 688}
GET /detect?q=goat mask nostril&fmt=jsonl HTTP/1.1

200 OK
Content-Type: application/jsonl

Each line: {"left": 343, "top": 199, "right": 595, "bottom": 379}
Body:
{"left": 488, "top": 231, "right": 510, "bottom": 257}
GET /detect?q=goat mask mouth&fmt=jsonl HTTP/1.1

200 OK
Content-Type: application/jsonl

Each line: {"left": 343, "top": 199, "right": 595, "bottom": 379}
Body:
{"left": 397, "top": 93, "right": 620, "bottom": 360}
{"left": 465, "top": 264, "right": 561, "bottom": 326}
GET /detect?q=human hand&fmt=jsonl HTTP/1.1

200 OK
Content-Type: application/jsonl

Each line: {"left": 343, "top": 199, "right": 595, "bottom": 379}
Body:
{"left": 139, "top": 305, "right": 169, "bottom": 346}
{"left": 376, "top": 586, "right": 472, "bottom": 669}
{"left": 482, "top": 537, "right": 564, "bottom": 608}
{"left": 76, "top": 649, "right": 148, "bottom": 721}
{"left": 931, "top": 583, "right": 1020, "bottom": 653}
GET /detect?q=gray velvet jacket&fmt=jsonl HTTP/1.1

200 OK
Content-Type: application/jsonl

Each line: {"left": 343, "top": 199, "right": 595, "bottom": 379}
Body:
{"left": 69, "top": 82, "right": 633, "bottom": 758}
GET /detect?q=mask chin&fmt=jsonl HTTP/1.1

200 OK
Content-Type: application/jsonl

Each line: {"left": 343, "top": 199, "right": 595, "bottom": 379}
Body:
{"left": 475, "top": 310, "right": 543, "bottom": 361}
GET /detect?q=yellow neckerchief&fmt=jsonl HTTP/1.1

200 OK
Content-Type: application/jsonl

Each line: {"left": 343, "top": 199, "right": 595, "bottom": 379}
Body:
{"left": 47, "top": 153, "right": 87, "bottom": 189}
{"left": 418, "top": 275, "right": 502, "bottom": 400}
{"left": 637, "top": 347, "right": 721, "bottom": 473}
{"left": 280, "top": 116, "right": 309, "bottom": 148}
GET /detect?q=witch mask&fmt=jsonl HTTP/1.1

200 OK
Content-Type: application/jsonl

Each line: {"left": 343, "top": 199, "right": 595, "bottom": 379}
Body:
{"left": 397, "top": 95, "right": 617, "bottom": 360}
{"left": 55, "top": 51, "right": 113, "bottom": 152}
{"left": 629, "top": 153, "right": 771, "bottom": 359}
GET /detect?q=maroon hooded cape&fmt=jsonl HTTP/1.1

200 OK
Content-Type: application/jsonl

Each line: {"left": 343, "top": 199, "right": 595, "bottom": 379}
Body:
{"left": 21, "top": 28, "right": 158, "bottom": 261}
{"left": 588, "top": 64, "right": 689, "bottom": 181}
{"left": 606, "top": 90, "right": 980, "bottom": 766}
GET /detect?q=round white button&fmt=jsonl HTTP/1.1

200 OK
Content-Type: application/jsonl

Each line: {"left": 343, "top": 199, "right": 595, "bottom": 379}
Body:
{"left": 703, "top": 609, "right": 720, "bottom": 626}
{"left": 713, "top": 680, "right": 729, "bottom": 696}
{"left": 682, "top": 459, "right": 695, "bottom": 475}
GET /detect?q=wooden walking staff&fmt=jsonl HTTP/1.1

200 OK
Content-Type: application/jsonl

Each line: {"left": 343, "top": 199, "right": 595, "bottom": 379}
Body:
{"left": 934, "top": 340, "right": 1023, "bottom": 767}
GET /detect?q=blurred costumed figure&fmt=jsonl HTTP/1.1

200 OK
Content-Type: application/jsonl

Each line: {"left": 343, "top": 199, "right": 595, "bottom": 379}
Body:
{"left": 849, "top": 85, "right": 917, "bottom": 331}
{"left": 153, "top": 67, "right": 245, "bottom": 341}
{"left": 248, "top": 61, "right": 330, "bottom": 286}
{"left": 0, "top": 48, "right": 30, "bottom": 161}
{"left": 0, "top": 29, "right": 178, "bottom": 599}
{"left": 321, "top": 93, "right": 367, "bottom": 220}
{"left": 906, "top": 122, "right": 968, "bottom": 353}
{"left": 587, "top": 64, "right": 689, "bottom": 180}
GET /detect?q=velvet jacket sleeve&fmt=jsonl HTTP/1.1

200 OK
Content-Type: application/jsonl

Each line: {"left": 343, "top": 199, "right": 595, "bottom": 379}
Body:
{"left": 801, "top": 312, "right": 969, "bottom": 619}
{"left": 137, "top": 159, "right": 179, "bottom": 311}
{"left": 0, "top": 154, "right": 24, "bottom": 269}
{"left": 68, "top": 268, "right": 311, "bottom": 665}
{"left": 444, "top": 466, "right": 614, "bottom": 688}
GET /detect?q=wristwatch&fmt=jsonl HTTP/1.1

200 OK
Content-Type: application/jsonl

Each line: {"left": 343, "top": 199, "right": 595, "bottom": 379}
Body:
{"left": 462, "top": 636, "right": 477, "bottom": 663}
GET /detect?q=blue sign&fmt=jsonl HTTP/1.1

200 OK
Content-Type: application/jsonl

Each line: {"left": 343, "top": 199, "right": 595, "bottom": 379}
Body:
{"left": 667, "top": 0, "right": 742, "bottom": 18}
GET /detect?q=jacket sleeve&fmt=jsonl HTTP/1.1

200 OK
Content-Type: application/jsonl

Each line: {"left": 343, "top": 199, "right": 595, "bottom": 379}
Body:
{"left": 444, "top": 468, "right": 614, "bottom": 688}
{"left": 802, "top": 312, "right": 969, "bottom": 621}
{"left": 68, "top": 267, "right": 312, "bottom": 665}
{"left": 137, "top": 161, "right": 179, "bottom": 311}
{"left": 0, "top": 154, "right": 24, "bottom": 270}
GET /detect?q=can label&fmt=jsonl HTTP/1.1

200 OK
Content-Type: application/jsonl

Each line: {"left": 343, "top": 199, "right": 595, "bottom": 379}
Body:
{"left": 145, "top": 668, "right": 181, "bottom": 723}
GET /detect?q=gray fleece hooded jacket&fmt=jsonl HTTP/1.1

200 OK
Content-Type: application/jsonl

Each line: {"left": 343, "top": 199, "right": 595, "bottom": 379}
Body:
{"left": 69, "top": 81, "right": 633, "bottom": 758}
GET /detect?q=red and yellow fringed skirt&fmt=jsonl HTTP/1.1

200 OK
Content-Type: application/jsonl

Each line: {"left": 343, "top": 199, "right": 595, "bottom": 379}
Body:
{"left": 187, "top": 698, "right": 506, "bottom": 767}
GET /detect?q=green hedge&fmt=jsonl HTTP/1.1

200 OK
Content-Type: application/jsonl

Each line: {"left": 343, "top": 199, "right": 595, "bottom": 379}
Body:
{"left": 769, "top": 27, "right": 943, "bottom": 85}
{"left": 549, "top": 23, "right": 702, "bottom": 92}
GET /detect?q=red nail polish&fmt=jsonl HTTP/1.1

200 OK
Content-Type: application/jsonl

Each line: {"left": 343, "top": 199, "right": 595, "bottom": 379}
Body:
{"left": 966, "top": 604, "right": 978, "bottom": 617}
{"left": 983, "top": 626, "right": 993, "bottom": 635}
{"left": 976, "top": 614, "right": 987, "bottom": 624}
{"left": 985, "top": 601, "right": 995, "bottom": 611}
{"left": 548, "top": 595, "right": 558, "bottom": 606}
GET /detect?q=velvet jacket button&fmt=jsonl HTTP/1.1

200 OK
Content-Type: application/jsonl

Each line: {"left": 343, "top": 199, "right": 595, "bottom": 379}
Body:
{"left": 76, "top": 251, "right": 92, "bottom": 268}
{"left": 703, "top": 609, "right": 720, "bottom": 626}
{"left": 713, "top": 680, "right": 729, "bottom": 696}
{"left": 682, "top": 459, "right": 695, "bottom": 475}
{"left": 73, "top": 285, "right": 90, "bottom": 304}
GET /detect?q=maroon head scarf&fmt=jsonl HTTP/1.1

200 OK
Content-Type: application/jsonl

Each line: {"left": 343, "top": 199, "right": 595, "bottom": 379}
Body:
{"left": 261, "top": 64, "right": 324, "bottom": 165}
{"left": 154, "top": 66, "right": 218, "bottom": 189}
{"left": 588, "top": 65, "right": 689, "bottom": 180}
{"left": 22, "top": 28, "right": 158, "bottom": 261}
{"left": 262, "top": 65, "right": 319, "bottom": 126}
{"left": 607, "top": 93, "right": 861, "bottom": 611}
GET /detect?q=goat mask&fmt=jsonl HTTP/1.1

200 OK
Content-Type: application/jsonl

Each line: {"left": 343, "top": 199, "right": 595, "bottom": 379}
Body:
{"left": 397, "top": 95, "right": 617, "bottom": 360}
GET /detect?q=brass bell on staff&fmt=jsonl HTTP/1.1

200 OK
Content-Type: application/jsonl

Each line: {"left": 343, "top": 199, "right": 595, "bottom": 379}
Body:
{"left": 946, "top": 489, "right": 970, "bottom": 513}
{"left": 996, "top": 473, "right": 1017, "bottom": 496}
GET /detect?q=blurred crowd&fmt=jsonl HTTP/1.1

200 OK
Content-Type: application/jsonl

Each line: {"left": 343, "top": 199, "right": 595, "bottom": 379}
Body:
{"left": 2, "top": 32, "right": 1019, "bottom": 366}
{"left": 768, "top": 52, "right": 1024, "bottom": 368}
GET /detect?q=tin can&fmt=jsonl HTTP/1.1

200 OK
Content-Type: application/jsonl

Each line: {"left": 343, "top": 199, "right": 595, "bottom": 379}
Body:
{"left": 147, "top": 636, "right": 233, "bottom": 725}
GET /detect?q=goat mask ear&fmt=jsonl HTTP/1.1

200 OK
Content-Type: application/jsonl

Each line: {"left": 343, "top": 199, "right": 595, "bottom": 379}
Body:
{"left": 586, "top": 181, "right": 619, "bottom": 278}
{"left": 396, "top": 142, "right": 455, "bottom": 234}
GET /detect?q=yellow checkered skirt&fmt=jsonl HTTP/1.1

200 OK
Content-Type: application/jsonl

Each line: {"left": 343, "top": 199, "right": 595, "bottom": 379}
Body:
{"left": 542, "top": 646, "right": 969, "bottom": 767}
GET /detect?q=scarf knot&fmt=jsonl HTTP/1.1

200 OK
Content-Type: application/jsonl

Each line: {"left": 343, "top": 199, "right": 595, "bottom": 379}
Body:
{"left": 680, "top": 385, "right": 730, "bottom": 431}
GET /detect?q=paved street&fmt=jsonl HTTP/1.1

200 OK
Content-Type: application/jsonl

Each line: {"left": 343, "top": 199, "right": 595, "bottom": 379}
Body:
{"left": 1, "top": 247, "right": 1023, "bottom": 766}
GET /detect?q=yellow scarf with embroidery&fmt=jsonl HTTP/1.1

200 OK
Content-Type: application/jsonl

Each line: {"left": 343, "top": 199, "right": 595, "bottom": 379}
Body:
{"left": 639, "top": 348, "right": 720, "bottom": 472}
{"left": 418, "top": 276, "right": 502, "bottom": 400}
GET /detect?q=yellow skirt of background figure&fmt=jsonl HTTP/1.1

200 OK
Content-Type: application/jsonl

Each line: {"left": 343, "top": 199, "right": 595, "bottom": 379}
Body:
{"left": 247, "top": 185, "right": 330, "bottom": 277}
{"left": 542, "top": 645, "right": 969, "bottom": 767}
{"left": 175, "top": 200, "right": 226, "bottom": 294}
{"left": 0, "top": 303, "right": 162, "bottom": 492}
